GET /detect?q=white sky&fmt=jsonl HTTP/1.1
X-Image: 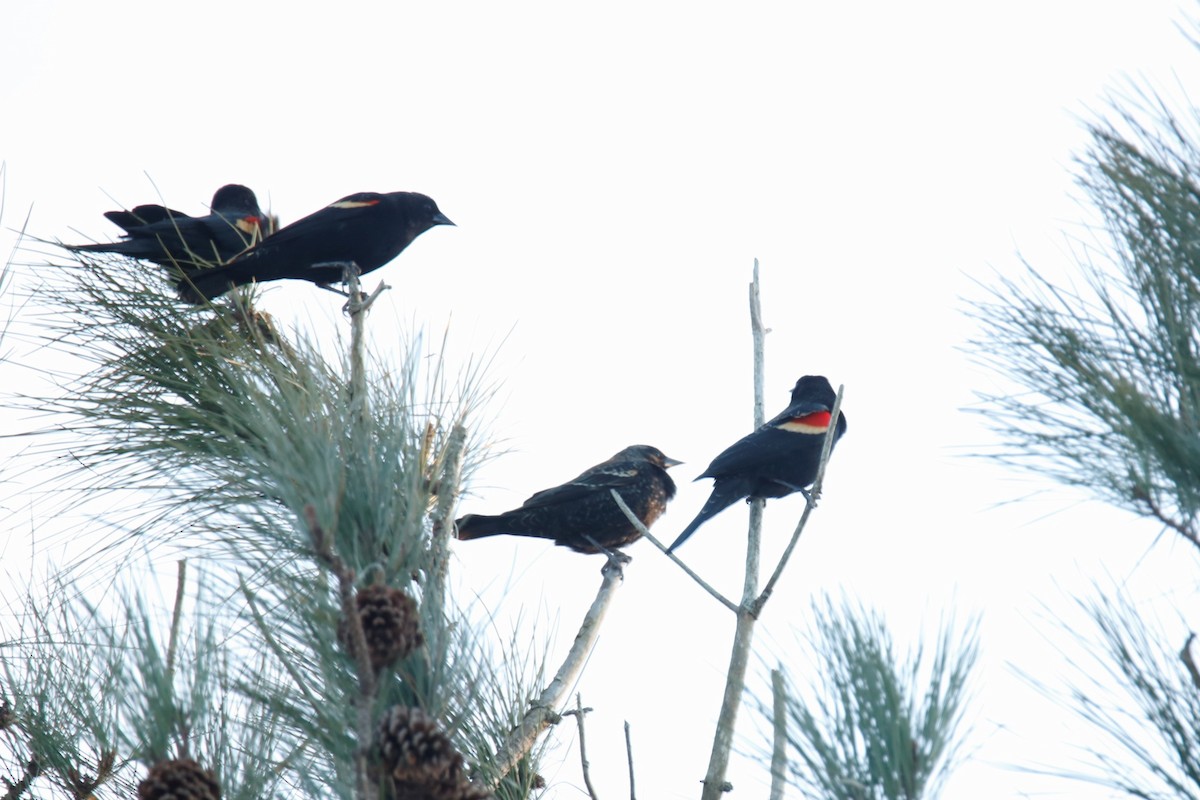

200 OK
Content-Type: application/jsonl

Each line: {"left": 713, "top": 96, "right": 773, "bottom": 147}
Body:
{"left": 5, "top": 1, "right": 1200, "bottom": 798}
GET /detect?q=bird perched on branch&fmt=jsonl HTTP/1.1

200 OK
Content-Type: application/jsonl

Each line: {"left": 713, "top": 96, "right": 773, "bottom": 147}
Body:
{"left": 176, "top": 191, "right": 454, "bottom": 303}
{"left": 455, "top": 445, "right": 682, "bottom": 554}
{"left": 66, "top": 184, "right": 270, "bottom": 270}
{"left": 668, "top": 375, "right": 846, "bottom": 552}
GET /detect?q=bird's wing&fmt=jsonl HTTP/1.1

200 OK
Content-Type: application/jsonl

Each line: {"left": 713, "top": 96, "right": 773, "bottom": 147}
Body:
{"left": 105, "top": 205, "right": 190, "bottom": 234}
{"left": 763, "top": 399, "right": 836, "bottom": 434}
{"left": 519, "top": 463, "right": 646, "bottom": 509}
{"left": 226, "top": 210, "right": 320, "bottom": 262}
{"left": 700, "top": 400, "right": 833, "bottom": 478}
{"left": 231, "top": 196, "right": 379, "bottom": 261}
{"left": 121, "top": 212, "right": 218, "bottom": 240}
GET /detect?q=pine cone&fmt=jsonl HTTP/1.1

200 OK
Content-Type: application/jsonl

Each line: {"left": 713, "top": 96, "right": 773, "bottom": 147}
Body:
{"left": 377, "top": 706, "right": 491, "bottom": 800}
{"left": 339, "top": 584, "right": 424, "bottom": 672}
{"left": 137, "top": 758, "right": 220, "bottom": 800}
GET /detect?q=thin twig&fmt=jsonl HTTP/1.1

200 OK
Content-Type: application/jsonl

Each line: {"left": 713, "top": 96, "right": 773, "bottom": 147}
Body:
{"left": 1135, "top": 489, "right": 1200, "bottom": 549}
{"left": 610, "top": 490, "right": 738, "bottom": 613}
{"left": 486, "top": 553, "right": 626, "bottom": 788}
{"left": 753, "top": 500, "right": 814, "bottom": 617}
{"left": 808, "top": 385, "right": 845, "bottom": 499}
{"left": 769, "top": 668, "right": 788, "bottom": 800}
{"left": 165, "top": 559, "right": 187, "bottom": 682}
{"left": 567, "top": 694, "right": 600, "bottom": 800}
{"left": 624, "top": 720, "right": 636, "bottom": 800}
{"left": 753, "top": 386, "right": 844, "bottom": 615}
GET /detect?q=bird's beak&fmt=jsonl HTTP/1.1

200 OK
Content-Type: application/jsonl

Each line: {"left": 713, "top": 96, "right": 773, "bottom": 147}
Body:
{"left": 664, "top": 456, "right": 684, "bottom": 468}
{"left": 432, "top": 211, "right": 455, "bottom": 227}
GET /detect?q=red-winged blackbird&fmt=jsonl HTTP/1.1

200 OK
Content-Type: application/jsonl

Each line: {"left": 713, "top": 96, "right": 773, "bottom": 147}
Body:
{"left": 667, "top": 375, "right": 846, "bottom": 552}
{"left": 67, "top": 184, "right": 269, "bottom": 269}
{"left": 455, "top": 445, "right": 682, "bottom": 554}
{"left": 177, "top": 191, "right": 454, "bottom": 303}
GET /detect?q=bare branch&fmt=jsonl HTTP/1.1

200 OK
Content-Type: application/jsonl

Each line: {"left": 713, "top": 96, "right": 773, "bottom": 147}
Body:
{"left": 567, "top": 694, "right": 600, "bottom": 800}
{"left": 750, "top": 258, "right": 767, "bottom": 429}
{"left": 487, "top": 554, "right": 625, "bottom": 787}
{"left": 700, "top": 263, "right": 769, "bottom": 800}
{"left": 165, "top": 559, "right": 187, "bottom": 682}
{"left": 624, "top": 720, "right": 636, "bottom": 800}
{"left": 610, "top": 490, "right": 738, "bottom": 614}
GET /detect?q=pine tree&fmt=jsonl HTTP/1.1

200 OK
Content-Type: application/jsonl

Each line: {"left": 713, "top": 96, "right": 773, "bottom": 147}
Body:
{"left": 0, "top": 259, "right": 547, "bottom": 800}
{"left": 971, "top": 33, "right": 1200, "bottom": 797}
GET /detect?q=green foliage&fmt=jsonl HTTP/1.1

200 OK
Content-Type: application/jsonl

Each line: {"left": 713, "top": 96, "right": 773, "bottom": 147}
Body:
{"left": 970, "top": 29, "right": 1200, "bottom": 799}
{"left": 1041, "top": 588, "right": 1200, "bottom": 799}
{"left": 969, "top": 90, "right": 1200, "bottom": 547}
{"left": 1, "top": 574, "right": 285, "bottom": 800}
{"left": 25, "top": 256, "right": 491, "bottom": 575}
{"left": 0, "top": 254, "right": 547, "bottom": 799}
{"left": 768, "top": 596, "right": 977, "bottom": 800}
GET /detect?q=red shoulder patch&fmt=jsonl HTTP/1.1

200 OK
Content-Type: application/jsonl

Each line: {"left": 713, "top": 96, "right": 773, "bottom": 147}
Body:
{"left": 775, "top": 410, "right": 831, "bottom": 434}
{"left": 235, "top": 216, "right": 262, "bottom": 235}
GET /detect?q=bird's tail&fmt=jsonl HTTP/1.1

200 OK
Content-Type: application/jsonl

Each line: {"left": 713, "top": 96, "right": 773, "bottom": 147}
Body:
{"left": 667, "top": 480, "right": 746, "bottom": 552}
{"left": 454, "top": 513, "right": 556, "bottom": 542}
{"left": 453, "top": 513, "right": 504, "bottom": 541}
{"left": 65, "top": 242, "right": 118, "bottom": 254}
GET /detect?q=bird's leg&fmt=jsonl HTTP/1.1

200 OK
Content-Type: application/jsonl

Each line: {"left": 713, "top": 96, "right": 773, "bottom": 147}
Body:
{"left": 583, "top": 535, "right": 632, "bottom": 577}
{"left": 312, "top": 261, "right": 368, "bottom": 302}
{"left": 763, "top": 481, "right": 819, "bottom": 508}
{"left": 779, "top": 481, "right": 817, "bottom": 507}
{"left": 315, "top": 260, "right": 389, "bottom": 314}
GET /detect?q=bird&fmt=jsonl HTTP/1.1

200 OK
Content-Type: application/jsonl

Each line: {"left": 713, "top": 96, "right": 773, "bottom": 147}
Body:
{"left": 455, "top": 445, "right": 683, "bottom": 554}
{"left": 66, "top": 184, "right": 270, "bottom": 270}
{"left": 176, "top": 191, "right": 454, "bottom": 303}
{"left": 667, "top": 375, "right": 847, "bottom": 552}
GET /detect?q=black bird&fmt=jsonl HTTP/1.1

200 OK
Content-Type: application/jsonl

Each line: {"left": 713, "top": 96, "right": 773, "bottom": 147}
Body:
{"left": 177, "top": 191, "right": 454, "bottom": 303}
{"left": 67, "top": 184, "right": 269, "bottom": 269}
{"left": 455, "top": 445, "right": 682, "bottom": 554}
{"left": 668, "top": 375, "right": 846, "bottom": 552}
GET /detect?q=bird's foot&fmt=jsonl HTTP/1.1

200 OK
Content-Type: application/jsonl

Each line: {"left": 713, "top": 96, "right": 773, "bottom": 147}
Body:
{"left": 335, "top": 281, "right": 390, "bottom": 315}
{"left": 584, "top": 535, "right": 632, "bottom": 578}
{"left": 771, "top": 481, "right": 818, "bottom": 508}
{"left": 797, "top": 486, "right": 816, "bottom": 508}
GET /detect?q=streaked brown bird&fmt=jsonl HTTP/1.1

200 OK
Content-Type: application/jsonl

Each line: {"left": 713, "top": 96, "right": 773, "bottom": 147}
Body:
{"left": 177, "top": 190, "right": 453, "bottom": 303}
{"left": 66, "top": 184, "right": 269, "bottom": 269}
{"left": 456, "top": 445, "right": 682, "bottom": 553}
{"left": 668, "top": 375, "right": 846, "bottom": 552}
